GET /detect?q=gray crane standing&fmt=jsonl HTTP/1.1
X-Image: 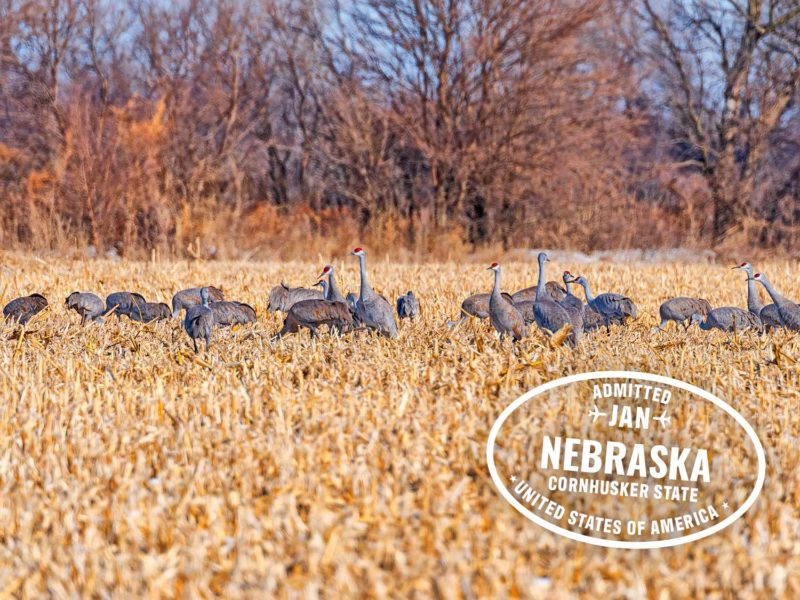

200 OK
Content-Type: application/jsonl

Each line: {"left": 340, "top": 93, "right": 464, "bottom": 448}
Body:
{"left": 656, "top": 297, "right": 712, "bottom": 330}
{"left": 568, "top": 275, "right": 637, "bottom": 329}
{"left": 3, "top": 294, "right": 48, "bottom": 325}
{"left": 317, "top": 265, "right": 347, "bottom": 302}
{"left": 560, "top": 270, "right": 603, "bottom": 331}
{"left": 65, "top": 292, "right": 105, "bottom": 324}
{"left": 396, "top": 291, "right": 419, "bottom": 319}
{"left": 350, "top": 247, "right": 398, "bottom": 338}
{"left": 172, "top": 286, "right": 224, "bottom": 318}
{"left": 557, "top": 270, "right": 584, "bottom": 341}
{"left": 753, "top": 273, "right": 800, "bottom": 331}
{"left": 184, "top": 287, "right": 214, "bottom": 352}
{"left": 734, "top": 262, "right": 782, "bottom": 330}
{"left": 487, "top": 263, "right": 527, "bottom": 341}
{"left": 272, "top": 283, "right": 354, "bottom": 339}
{"left": 690, "top": 308, "right": 762, "bottom": 333}
{"left": 531, "top": 253, "right": 577, "bottom": 343}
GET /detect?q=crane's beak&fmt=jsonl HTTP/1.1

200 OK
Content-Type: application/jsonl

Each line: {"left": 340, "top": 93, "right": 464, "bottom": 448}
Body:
{"left": 731, "top": 265, "right": 741, "bottom": 270}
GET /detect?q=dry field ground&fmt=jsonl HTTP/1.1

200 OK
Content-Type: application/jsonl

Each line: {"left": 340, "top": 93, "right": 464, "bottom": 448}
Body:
{"left": 0, "top": 253, "right": 798, "bottom": 598}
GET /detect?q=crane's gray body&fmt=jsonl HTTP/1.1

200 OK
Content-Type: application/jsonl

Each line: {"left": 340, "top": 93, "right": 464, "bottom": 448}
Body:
{"left": 105, "top": 291, "right": 146, "bottom": 319}
{"left": 267, "top": 283, "right": 322, "bottom": 313}
{"left": 754, "top": 274, "right": 800, "bottom": 331}
{"left": 172, "top": 286, "right": 224, "bottom": 318}
{"left": 658, "top": 297, "right": 712, "bottom": 330}
{"left": 396, "top": 291, "right": 419, "bottom": 319}
{"left": 572, "top": 276, "right": 637, "bottom": 328}
{"left": 759, "top": 304, "right": 782, "bottom": 330}
{"left": 352, "top": 250, "right": 398, "bottom": 338}
{"left": 210, "top": 301, "right": 257, "bottom": 327}
{"left": 512, "top": 281, "right": 566, "bottom": 304}
{"left": 737, "top": 263, "right": 784, "bottom": 331}
{"left": 66, "top": 292, "right": 105, "bottom": 324}
{"left": 128, "top": 302, "right": 171, "bottom": 322}
{"left": 3, "top": 294, "right": 48, "bottom": 325}
{"left": 488, "top": 265, "right": 526, "bottom": 341}
{"left": 345, "top": 292, "right": 362, "bottom": 326}
{"left": 691, "top": 307, "right": 762, "bottom": 332}
{"left": 530, "top": 254, "right": 577, "bottom": 344}
{"left": 446, "top": 291, "right": 514, "bottom": 329}
{"left": 274, "top": 298, "right": 354, "bottom": 338}
{"left": 560, "top": 275, "right": 583, "bottom": 313}
{"left": 184, "top": 287, "right": 214, "bottom": 352}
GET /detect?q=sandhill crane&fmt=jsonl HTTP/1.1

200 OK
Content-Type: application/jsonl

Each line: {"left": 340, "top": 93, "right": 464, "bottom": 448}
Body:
{"left": 656, "top": 297, "right": 712, "bottom": 330}
{"left": 273, "top": 297, "right": 354, "bottom": 338}
{"left": 129, "top": 302, "right": 171, "bottom": 323}
{"left": 569, "top": 275, "right": 637, "bottom": 329}
{"left": 3, "top": 294, "right": 48, "bottom": 325}
{"left": 184, "top": 287, "right": 214, "bottom": 352}
{"left": 317, "top": 265, "right": 346, "bottom": 302}
{"left": 172, "top": 286, "right": 224, "bottom": 318}
{"left": 690, "top": 308, "right": 762, "bottom": 333}
{"left": 105, "top": 292, "right": 146, "bottom": 318}
{"left": 753, "top": 273, "right": 800, "bottom": 331}
{"left": 396, "top": 291, "right": 419, "bottom": 319}
{"left": 530, "top": 253, "right": 577, "bottom": 343}
{"left": 560, "top": 271, "right": 583, "bottom": 312}
{"left": 487, "top": 263, "right": 527, "bottom": 341}
{"left": 267, "top": 282, "right": 323, "bottom": 313}
{"left": 209, "top": 301, "right": 257, "bottom": 327}
{"left": 65, "top": 292, "right": 105, "bottom": 324}
{"left": 734, "top": 262, "right": 782, "bottom": 331}
{"left": 350, "top": 247, "right": 398, "bottom": 338}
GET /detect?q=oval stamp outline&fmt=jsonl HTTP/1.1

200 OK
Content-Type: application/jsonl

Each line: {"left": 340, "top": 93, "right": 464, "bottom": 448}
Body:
{"left": 486, "top": 370, "right": 766, "bottom": 549}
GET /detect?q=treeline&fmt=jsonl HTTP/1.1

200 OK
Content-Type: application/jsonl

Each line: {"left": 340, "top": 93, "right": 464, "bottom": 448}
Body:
{"left": 1, "top": 0, "right": 800, "bottom": 258}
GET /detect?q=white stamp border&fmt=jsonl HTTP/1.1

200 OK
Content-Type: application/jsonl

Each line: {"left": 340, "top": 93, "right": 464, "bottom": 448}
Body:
{"left": 486, "top": 370, "right": 766, "bottom": 549}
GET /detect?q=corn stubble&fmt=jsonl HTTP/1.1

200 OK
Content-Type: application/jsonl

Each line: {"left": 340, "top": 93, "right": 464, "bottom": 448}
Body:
{"left": 0, "top": 255, "right": 798, "bottom": 598}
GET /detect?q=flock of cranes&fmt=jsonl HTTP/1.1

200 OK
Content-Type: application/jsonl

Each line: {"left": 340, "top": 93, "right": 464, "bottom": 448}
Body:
{"left": 2, "top": 250, "right": 799, "bottom": 352}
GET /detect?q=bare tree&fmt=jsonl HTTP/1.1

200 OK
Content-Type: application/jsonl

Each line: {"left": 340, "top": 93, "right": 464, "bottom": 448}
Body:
{"left": 636, "top": 0, "right": 800, "bottom": 244}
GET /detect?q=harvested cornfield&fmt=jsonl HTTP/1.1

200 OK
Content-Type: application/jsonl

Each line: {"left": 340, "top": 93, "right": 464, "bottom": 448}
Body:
{"left": 0, "top": 253, "right": 798, "bottom": 598}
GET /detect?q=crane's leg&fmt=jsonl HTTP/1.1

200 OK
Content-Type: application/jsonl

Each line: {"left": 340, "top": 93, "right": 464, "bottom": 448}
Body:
{"left": 81, "top": 314, "right": 86, "bottom": 326}
{"left": 193, "top": 338, "right": 198, "bottom": 353}
{"left": 205, "top": 334, "right": 211, "bottom": 352}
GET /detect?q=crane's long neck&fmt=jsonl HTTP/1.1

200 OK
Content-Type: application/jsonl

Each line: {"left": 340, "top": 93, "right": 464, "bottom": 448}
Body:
{"left": 759, "top": 278, "right": 786, "bottom": 307}
{"left": 328, "top": 271, "right": 343, "bottom": 301}
{"left": 535, "top": 258, "right": 546, "bottom": 301}
{"left": 580, "top": 279, "right": 594, "bottom": 303}
{"left": 492, "top": 269, "right": 501, "bottom": 298}
{"left": 746, "top": 277, "right": 763, "bottom": 314}
{"left": 564, "top": 280, "right": 572, "bottom": 296}
{"left": 358, "top": 255, "right": 372, "bottom": 300}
